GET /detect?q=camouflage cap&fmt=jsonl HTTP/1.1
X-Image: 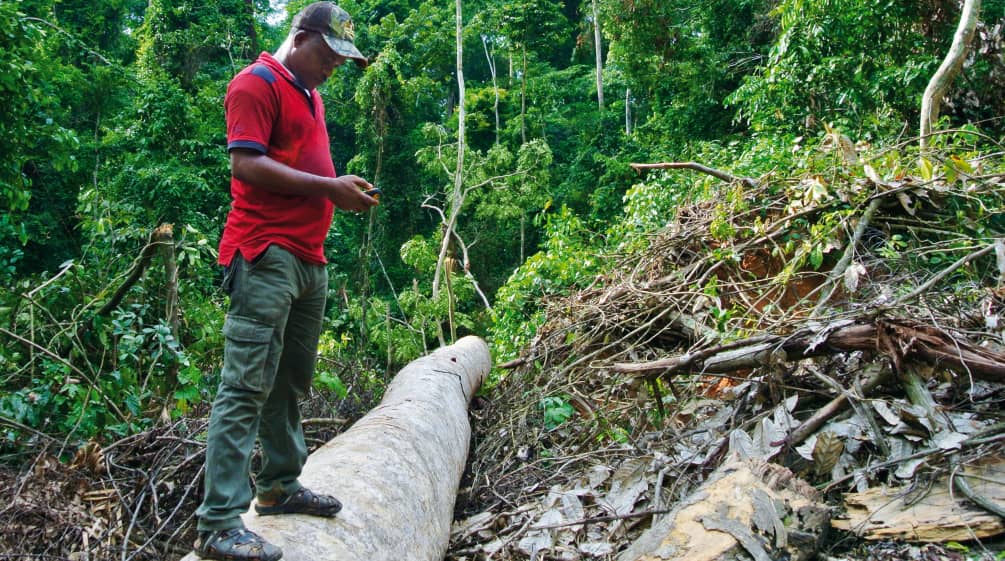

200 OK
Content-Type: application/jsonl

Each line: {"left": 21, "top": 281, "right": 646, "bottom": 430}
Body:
{"left": 292, "top": 2, "right": 367, "bottom": 68}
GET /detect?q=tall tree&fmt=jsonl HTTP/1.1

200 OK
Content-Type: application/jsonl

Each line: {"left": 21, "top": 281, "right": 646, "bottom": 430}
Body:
{"left": 431, "top": 0, "right": 468, "bottom": 342}
{"left": 591, "top": 0, "right": 604, "bottom": 110}
{"left": 920, "top": 0, "right": 981, "bottom": 150}
{"left": 136, "top": 0, "right": 254, "bottom": 88}
{"left": 493, "top": 0, "right": 569, "bottom": 143}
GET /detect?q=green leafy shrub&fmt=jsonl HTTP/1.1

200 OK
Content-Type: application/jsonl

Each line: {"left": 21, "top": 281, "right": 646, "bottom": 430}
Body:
{"left": 540, "top": 395, "right": 574, "bottom": 429}
{"left": 491, "top": 206, "right": 601, "bottom": 368}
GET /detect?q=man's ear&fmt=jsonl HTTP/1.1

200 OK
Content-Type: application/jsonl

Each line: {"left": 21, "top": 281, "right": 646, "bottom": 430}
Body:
{"left": 292, "top": 29, "right": 313, "bottom": 47}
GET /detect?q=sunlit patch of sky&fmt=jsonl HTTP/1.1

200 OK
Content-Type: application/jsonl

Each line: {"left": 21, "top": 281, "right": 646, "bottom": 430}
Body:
{"left": 266, "top": 0, "right": 289, "bottom": 26}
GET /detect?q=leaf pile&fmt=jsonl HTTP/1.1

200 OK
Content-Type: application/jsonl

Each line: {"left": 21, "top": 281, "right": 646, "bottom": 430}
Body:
{"left": 454, "top": 140, "right": 1005, "bottom": 559}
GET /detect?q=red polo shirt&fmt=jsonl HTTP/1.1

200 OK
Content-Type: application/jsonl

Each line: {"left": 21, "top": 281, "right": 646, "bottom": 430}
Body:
{"left": 218, "top": 51, "right": 336, "bottom": 266}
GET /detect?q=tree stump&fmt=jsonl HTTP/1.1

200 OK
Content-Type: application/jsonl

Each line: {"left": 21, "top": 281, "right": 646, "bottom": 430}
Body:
{"left": 618, "top": 456, "right": 829, "bottom": 561}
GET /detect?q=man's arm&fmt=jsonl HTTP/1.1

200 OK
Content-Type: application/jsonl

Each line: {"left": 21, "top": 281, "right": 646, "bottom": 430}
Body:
{"left": 230, "top": 149, "right": 378, "bottom": 212}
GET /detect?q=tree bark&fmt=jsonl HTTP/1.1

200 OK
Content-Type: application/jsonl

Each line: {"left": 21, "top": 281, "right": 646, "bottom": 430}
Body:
{"left": 183, "top": 336, "right": 491, "bottom": 561}
{"left": 919, "top": 0, "right": 981, "bottom": 151}
{"left": 618, "top": 457, "right": 828, "bottom": 561}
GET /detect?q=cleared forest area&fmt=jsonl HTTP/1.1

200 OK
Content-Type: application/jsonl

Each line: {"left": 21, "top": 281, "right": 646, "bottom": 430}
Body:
{"left": 0, "top": 0, "right": 1003, "bottom": 559}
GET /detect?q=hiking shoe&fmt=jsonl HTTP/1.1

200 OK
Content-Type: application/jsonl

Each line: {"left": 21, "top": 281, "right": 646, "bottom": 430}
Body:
{"left": 195, "top": 527, "right": 282, "bottom": 561}
{"left": 255, "top": 486, "right": 342, "bottom": 517}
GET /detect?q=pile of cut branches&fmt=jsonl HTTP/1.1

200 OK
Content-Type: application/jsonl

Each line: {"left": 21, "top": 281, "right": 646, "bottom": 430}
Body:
{"left": 0, "top": 419, "right": 206, "bottom": 560}
{"left": 454, "top": 139, "right": 1005, "bottom": 560}
{"left": 0, "top": 389, "right": 367, "bottom": 560}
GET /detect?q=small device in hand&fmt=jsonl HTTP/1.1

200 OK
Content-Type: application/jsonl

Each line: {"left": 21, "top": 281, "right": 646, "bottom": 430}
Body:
{"left": 364, "top": 188, "right": 382, "bottom": 201}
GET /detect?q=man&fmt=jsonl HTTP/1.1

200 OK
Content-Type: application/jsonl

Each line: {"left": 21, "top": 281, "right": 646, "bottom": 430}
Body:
{"left": 194, "top": 3, "right": 377, "bottom": 560}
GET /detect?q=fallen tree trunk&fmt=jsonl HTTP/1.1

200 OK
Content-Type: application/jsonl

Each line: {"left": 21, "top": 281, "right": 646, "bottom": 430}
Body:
{"left": 612, "top": 318, "right": 1005, "bottom": 383}
{"left": 617, "top": 456, "right": 829, "bottom": 561}
{"left": 185, "top": 335, "right": 491, "bottom": 561}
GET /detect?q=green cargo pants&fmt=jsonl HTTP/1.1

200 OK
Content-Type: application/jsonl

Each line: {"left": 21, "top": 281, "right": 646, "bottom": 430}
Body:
{"left": 196, "top": 245, "right": 327, "bottom": 531}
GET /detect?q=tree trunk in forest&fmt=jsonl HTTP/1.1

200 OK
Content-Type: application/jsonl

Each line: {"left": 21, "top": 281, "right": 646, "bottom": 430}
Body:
{"left": 184, "top": 336, "right": 491, "bottom": 561}
{"left": 520, "top": 45, "right": 527, "bottom": 144}
{"left": 358, "top": 67, "right": 389, "bottom": 350}
{"left": 481, "top": 35, "right": 500, "bottom": 145}
{"left": 431, "top": 0, "right": 467, "bottom": 343}
{"left": 625, "top": 88, "right": 631, "bottom": 135}
{"left": 920, "top": 0, "right": 980, "bottom": 151}
{"left": 592, "top": 0, "right": 604, "bottom": 110}
{"left": 454, "top": 0, "right": 466, "bottom": 211}
{"left": 520, "top": 214, "right": 526, "bottom": 263}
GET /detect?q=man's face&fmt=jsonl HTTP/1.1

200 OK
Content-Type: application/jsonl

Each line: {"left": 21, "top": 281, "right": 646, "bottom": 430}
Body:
{"left": 293, "top": 31, "right": 348, "bottom": 89}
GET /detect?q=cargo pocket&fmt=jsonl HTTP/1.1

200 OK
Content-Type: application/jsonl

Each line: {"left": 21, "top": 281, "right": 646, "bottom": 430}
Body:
{"left": 221, "top": 315, "right": 275, "bottom": 392}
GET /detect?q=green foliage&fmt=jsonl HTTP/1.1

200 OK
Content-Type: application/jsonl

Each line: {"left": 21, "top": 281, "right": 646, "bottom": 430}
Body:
{"left": 491, "top": 206, "right": 600, "bottom": 363}
{"left": 0, "top": 3, "right": 49, "bottom": 217}
{"left": 540, "top": 394, "right": 575, "bottom": 429}
{"left": 399, "top": 235, "right": 437, "bottom": 274}
{"left": 315, "top": 332, "right": 353, "bottom": 399}
{"left": 0, "top": 1, "right": 88, "bottom": 270}
{"left": 728, "top": 0, "right": 947, "bottom": 136}
{"left": 136, "top": 0, "right": 255, "bottom": 88}
{"left": 0, "top": 245, "right": 225, "bottom": 448}
{"left": 491, "top": 0, "right": 571, "bottom": 58}
{"left": 602, "top": 0, "right": 774, "bottom": 144}
{"left": 359, "top": 274, "right": 477, "bottom": 366}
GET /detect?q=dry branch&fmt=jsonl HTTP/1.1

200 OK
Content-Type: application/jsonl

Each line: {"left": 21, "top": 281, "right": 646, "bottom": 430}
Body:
{"left": 77, "top": 224, "right": 174, "bottom": 341}
{"left": 630, "top": 161, "right": 757, "bottom": 188}
{"left": 612, "top": 318, "right": 1005, "bottom": 383}
{"left": 784, "top": 362, "right": 890, "bottom": 447}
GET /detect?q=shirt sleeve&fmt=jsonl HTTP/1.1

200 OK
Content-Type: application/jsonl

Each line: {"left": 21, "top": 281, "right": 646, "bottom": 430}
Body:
{"left": 225, "top": 70, "right": 278, "bottom": 154}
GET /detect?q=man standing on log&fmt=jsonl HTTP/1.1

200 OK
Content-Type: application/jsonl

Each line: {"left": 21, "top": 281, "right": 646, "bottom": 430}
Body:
{"left": 194, "top": 3, "right": 376, "bottom": 561}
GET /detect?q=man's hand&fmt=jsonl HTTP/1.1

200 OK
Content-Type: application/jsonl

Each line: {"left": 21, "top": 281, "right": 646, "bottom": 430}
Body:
{"left": 328, "top": 175, "right": 379, "bottom": 212}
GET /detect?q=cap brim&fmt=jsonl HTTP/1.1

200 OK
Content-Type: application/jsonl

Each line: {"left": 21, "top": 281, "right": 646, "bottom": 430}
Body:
{"left": 323, "top": 35, "right": 368, "bottom": 68}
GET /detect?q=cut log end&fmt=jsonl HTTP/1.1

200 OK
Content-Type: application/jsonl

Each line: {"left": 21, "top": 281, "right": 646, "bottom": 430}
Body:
{"left": 618, "top": 456, "right": 829, "bottom": 561}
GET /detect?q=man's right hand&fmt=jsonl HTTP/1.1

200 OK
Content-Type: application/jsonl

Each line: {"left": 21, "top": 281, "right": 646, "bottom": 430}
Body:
{"left": 329, "top": 175, "right": 379, "bottom": 212}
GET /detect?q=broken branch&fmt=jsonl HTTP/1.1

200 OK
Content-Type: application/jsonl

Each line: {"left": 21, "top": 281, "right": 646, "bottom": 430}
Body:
{"left": 630, "top": 162, "right": 758, "bottom": 188}
{"left": 612, "top": 319, "right": 1005, "bottom": 384}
